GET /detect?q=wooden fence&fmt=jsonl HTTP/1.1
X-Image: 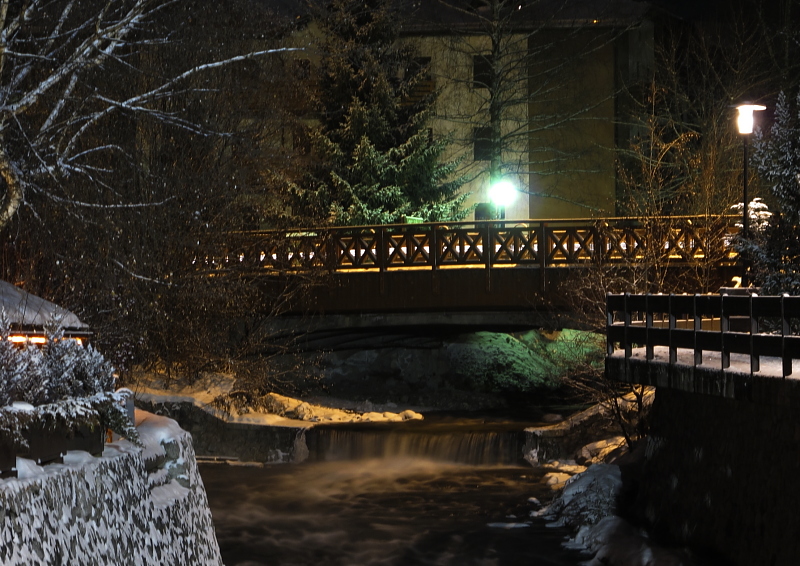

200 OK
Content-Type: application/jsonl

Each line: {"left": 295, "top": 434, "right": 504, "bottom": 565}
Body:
{"left": 607, "top": 293, "right": 800, "bottom": 378}
{"left": 204, "top": 216, "right": 738, "bottom": 273}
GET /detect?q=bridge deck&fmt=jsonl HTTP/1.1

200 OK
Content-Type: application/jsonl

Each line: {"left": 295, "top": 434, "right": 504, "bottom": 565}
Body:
{"left": 218, "top": 217, "right": 739, "bottom": 315}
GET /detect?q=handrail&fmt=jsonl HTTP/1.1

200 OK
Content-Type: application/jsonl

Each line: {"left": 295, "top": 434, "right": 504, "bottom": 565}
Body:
{"left": 205, "top": 216, "right": 739, "bottom": 273}
{"left": 606, "top": 293, "right": 800, "bottom": 378}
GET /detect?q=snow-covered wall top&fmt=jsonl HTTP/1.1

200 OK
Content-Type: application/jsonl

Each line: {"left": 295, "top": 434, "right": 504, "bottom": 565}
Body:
{"left": 0, "top": 280, "right": 86, "bottom": 330}
{"left": 0, "top": 409, "right": 222, "bottom": 565}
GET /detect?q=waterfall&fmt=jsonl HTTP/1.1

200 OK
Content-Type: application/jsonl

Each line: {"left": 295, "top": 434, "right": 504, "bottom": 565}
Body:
{"left": 305, "top": 426, "right": 525, "bottom": 466}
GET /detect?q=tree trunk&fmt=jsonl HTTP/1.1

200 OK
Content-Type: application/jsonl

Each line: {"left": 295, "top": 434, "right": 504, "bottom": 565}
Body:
{"left": 0, "top": 146, "right": 22, "bottom": 230}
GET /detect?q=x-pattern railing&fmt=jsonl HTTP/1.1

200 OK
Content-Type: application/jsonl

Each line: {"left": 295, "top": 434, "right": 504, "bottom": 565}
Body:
{"left": 206, "top": 217, "right": 738, "bottom": 273}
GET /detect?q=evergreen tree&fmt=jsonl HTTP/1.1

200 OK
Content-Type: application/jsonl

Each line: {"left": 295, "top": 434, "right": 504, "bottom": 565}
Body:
{"left": 291, "top": 0, "right": 468, "bottom": 226}
{"left": 749, "top": 90, "right": 800, "bottom": 293}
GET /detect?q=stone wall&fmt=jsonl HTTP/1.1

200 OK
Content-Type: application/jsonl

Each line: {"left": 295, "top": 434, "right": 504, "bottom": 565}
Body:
{"left": 136, "top": 399, "right": 306, "bottom": 463}
{"left": 629, "top": 388, "right": 800, "bottom": 565}
{"left": 0, "top": 411, "right": 222, "bottom": 566}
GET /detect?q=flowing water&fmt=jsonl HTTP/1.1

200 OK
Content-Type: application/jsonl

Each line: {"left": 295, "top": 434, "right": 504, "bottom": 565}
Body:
{"left": 200, "top": 417, "right": 588, "bottom": 566}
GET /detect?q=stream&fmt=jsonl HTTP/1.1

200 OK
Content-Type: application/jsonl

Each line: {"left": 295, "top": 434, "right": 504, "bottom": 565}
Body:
{"left": 200, "top": 416, "right": 588, "bottom": 566}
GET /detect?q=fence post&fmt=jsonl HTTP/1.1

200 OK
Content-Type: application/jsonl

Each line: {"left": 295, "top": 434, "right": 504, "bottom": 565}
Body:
{"left": 645, "top": 294, "right": 654, "bottom": 361}
{"left": 624, "top": 292, "right": 632, "bottom": 358}
{"left": 782, "top": 294, "right": 791, "bottom": 378}
{"left": 749, "top": 293, "right": 760, "bottom": 373}
{"left": 668, "top": 294, "right": 677, "bottom": 364}
{"left": 484, "top": 222, "right": 492, "bottom": 292}
{"left": 693, "top": 294, "right": 703, "bottom": 366}
{"left": 539, "top": 222, "right": 547, "bottom": 292}
{"left": 720, "top": 294, "right": 730, "bottom": 370}
{"left": 606, "top": 293, "right": 615, "bottom": 356}
{"left": 431, "top": 224, "right": 439, "bottom": 271}
{"left": 377, "top": 226, "right": 387, "bottom": 273}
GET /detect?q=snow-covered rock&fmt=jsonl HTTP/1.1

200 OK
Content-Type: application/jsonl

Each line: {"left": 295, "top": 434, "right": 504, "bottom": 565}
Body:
{"left": 542, "top": 472, "right": 572, "bottom": 490}
{"left": 0, "top": 409, "right": 221, "bottom": 565}
{"left": 567, "top": 515, "right": 695, "bottom": 566}
{"left": 133, "top": 372, "right": 424, "bottom": 426}
{"left": 577, "top": 436, "right": 628, "bottom": 465}
{"left": 541, "top": 464, "right": 696, "bottom": 566}
{"left": 541, "top": 464, "right": 622, "bottom": 528}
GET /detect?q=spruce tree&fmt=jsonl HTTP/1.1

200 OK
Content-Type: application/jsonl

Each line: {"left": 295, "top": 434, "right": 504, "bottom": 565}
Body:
{"left": 291, "top": 0, "right": 468, "bottom": 226}
{"left": 750, "top": 90, "right": 800, "bottom": 293}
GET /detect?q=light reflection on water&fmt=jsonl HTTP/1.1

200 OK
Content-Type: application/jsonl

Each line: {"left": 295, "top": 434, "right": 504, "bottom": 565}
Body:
{"left": 200, "top": 458, "right": 587, "bottom": 566}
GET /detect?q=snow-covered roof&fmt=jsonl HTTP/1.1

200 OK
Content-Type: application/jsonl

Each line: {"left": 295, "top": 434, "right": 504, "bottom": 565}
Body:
{"left": 0, "top": 280, "right": 87, "bottom": 330}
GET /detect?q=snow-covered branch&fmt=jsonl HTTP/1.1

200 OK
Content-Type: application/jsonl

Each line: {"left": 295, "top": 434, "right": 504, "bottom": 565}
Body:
{"left": 0, "top": 0, "right": 300, "bottom": 230}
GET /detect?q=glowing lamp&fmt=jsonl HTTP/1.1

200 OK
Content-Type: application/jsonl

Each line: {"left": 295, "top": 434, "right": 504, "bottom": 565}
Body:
{"left": 736, "top": 104, "right": 766, "bottom": 135}
{"left": 488, "top": 179, "right": 517, "bottom": 209}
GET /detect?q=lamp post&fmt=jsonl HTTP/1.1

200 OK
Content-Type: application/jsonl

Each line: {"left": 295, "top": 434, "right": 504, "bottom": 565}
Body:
{"left": 735, "top": 103, "right": 766, "bottom": 286}
{"left": 488, "top": 178, "right": 517, "bottom": 220}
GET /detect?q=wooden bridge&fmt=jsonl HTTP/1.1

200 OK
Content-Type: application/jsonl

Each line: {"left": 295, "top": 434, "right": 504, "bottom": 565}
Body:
{"left": 206, "top": 217, "right": 740, "bottom": 316}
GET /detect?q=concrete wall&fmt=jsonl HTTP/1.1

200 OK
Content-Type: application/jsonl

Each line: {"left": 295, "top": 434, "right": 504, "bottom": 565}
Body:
{"left": 136, "top": 400, "right": 306, "bottom": 464}
{"left": 0, "top": 412, "right": 222, "bottom": 566}
{"left": 626, "top": 386, "right": 800, "bottom": 565}
{"left": 527, "top": 30, "right": 618, "bottom": 219}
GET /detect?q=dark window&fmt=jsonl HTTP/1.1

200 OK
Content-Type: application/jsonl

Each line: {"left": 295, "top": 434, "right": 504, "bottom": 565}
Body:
{"left": 292, "top": 126, "right": 311, "bottom": 156}
{"left": 293, "top": 59, "right": 311, "bottom": 80}
{"left": 473, "top": 127, "right": 492, "bottom": 161}
{"left": 473, "top": 54, "right": 492, "bottom": 89}
{"left": 406, "top": 57, "right": 431, "bottom": 80}
{"left": 402, "top": 57, "right": 435, "bottom": 107}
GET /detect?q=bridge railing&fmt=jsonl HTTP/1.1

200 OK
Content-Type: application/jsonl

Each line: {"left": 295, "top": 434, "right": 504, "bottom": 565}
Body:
{"left": 606, "top": 293, "right": 800, "bottom": 378}
{"left": 207, "top": 216, "right": 738, "bottom": 273}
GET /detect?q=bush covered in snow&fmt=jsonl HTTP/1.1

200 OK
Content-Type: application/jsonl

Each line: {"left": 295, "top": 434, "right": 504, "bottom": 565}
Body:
{"left": 0, "top": 316, "right": 138, "bottom": 449}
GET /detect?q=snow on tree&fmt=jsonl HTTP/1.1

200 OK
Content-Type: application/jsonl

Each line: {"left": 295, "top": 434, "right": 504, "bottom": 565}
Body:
{"left": 290, "top": 0, "right": 468, "bottom": 226}
{"left": 0, "top": 1, "right": 302, "bottom": 378}
{"left": 0, "top": 0, "right": 295, "bottom": 231}
{"left": 748, "top": 90, "right": 800, "bottom": 294}
{"left": 0, "top": 314, "right": 138, "bottom": 444}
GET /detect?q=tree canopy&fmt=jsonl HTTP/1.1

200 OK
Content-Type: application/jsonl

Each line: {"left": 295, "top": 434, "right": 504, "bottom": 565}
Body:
{"left": 289, "top": 0, "right": 468, "bottom": 226}
{"left": 0, "top": 0, "right": 305, "bottom": 374}
{"left": 747, "top": 89, "right": 800, "bottom": 294}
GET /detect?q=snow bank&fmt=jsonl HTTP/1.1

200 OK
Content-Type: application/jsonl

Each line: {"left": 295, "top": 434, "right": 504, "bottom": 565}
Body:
{"left": 132, "top": 371, "right": 424, "bottom": 427}
{"left": 0, "top": 409, "right": 221, "bottom": 565}
{"left": 541, "top": 464, "right": 696, "bottom": 566}
{"left": 540, "top": 464, "right": 622, "bottom": 528}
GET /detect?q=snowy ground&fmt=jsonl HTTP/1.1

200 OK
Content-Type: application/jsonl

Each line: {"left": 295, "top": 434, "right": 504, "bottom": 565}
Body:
{"left": 129, "top": 371, "right": 424, "bottom": 427}
{"left": 610, "top": 346, "right": 799, "bottom": 378}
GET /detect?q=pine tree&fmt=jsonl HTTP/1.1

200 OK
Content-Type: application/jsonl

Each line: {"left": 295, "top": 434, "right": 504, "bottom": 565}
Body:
{"left": 291, "top": 0, "right": 468, "bottom": 226}
{"left": 750, "top": 90, "right": 800, "bottom": 293}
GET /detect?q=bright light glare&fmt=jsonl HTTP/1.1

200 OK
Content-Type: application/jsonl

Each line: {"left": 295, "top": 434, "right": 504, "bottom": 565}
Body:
{"left": 488, "top": 179, "right": 517, "bottom": 208}
{"left": 7, "top": 335, "right": 82, "bottom": 345}
{"left": 736, "top": 104, "right": 766, "bottom": 134}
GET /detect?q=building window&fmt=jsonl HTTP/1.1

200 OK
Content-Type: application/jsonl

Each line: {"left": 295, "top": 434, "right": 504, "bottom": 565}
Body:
{"left": 473, "top": 55, "right": 492, "bottom": 89}
{"left": 473, "top": 127, "right": 492, "bottom": 161}
{"left": 402, "top": 57, "right": 435, "bottom": 107}
{"left": 406, "top": 57, "right": 432, "bottom": 80}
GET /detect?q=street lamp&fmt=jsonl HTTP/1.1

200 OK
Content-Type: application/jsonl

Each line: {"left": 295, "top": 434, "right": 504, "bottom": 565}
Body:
{"left": 735, "top": 102, "right": 765, "bottom": 286}
{"left": 488, "top": 178, "right": 517, "bottom": 220}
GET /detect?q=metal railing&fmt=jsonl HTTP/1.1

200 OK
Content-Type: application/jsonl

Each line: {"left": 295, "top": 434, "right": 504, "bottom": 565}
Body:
{"left": 607, "top": 293, "right": 800, "bottom": 378}
{"left": 205, "top": 216, "right": 738, "bottom": 273}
